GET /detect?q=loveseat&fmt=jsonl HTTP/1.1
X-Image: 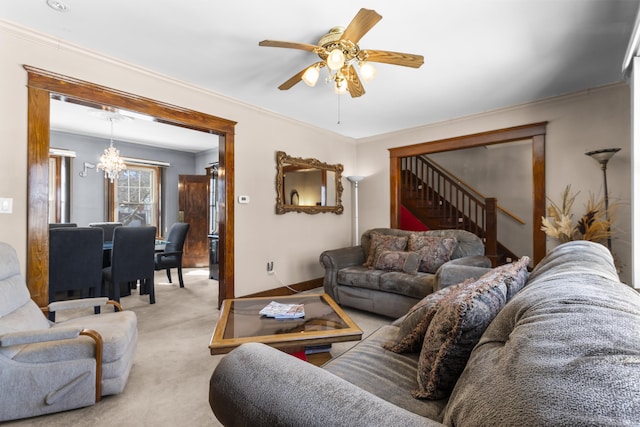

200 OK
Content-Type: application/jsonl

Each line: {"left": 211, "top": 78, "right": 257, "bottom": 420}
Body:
{"left": 209, "top": 240, "right": 640, "bottom": 426}
{"left": 320, "top": 228, "right": 491, "bottom": 318}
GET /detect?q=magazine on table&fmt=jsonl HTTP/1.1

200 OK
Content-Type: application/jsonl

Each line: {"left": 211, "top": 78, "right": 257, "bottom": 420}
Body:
{"left": 259, "top": 301, "right": 305, "bottom": 319}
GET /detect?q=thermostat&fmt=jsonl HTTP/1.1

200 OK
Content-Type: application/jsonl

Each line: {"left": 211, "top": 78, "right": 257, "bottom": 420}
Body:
{"left": 238, "top": 195, "right": 250, "bottom": 204}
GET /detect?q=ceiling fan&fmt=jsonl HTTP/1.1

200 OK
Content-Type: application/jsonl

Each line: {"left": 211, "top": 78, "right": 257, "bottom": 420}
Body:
{"left": 259, "top": 8, "right": 424, "bottom": 98}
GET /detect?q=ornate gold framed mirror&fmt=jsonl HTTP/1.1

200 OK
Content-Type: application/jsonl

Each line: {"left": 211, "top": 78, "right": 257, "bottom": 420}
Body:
{"left": 275, "top": 151, "right": 344, "bottom": 214}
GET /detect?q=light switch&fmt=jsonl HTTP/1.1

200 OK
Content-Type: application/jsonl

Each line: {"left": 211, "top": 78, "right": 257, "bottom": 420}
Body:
{"left": 238, "top": 195, "right": 250, "bottom": 204}
{"left": 0, "top": 198, "right": 13, "bottom": 214}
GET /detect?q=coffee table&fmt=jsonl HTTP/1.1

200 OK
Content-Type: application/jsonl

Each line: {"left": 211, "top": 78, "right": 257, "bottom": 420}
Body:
{"left": 209, "top": 293, "right": 362, "bottom": 363}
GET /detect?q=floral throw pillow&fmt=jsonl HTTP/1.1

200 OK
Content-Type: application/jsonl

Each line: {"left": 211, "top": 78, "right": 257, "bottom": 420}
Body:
{"left": 374, "top": 250, "right": 421, "bottom": 274}
{"left": 408, "top": 234, "right": 458, "bottom": 273}
{"left": 382, "top": 279, "right": 473, "bottom": 354}
{"left": 412, "top": 256, "right": 530, "bottom": 400}
{"left": 364, "top": 232, "right": 408, "bottom": 267}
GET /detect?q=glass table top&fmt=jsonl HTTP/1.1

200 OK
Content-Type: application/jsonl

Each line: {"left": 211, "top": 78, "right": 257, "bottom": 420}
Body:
{"left": 209, "top": 293, "right": 362, "bottom": 355}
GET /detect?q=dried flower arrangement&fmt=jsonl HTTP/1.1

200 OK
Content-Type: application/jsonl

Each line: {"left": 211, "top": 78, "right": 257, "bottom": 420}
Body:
{"left": 541, "top": 185, "right": 617, "bottom": 244}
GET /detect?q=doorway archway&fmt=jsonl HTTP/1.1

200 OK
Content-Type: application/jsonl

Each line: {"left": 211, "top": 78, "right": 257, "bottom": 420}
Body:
{"left": 25, "top": 66, "right": 235, "bottom": 308}
{"left": 389, "top": 122, "right": 547, "bottom": 264}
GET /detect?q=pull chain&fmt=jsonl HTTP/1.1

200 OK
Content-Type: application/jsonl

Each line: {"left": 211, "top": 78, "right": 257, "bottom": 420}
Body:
{"left": 337, "top": 93, "right": 341, "bottom": 125}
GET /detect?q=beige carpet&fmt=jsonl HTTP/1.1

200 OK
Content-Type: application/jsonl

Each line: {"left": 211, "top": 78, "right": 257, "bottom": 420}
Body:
{"left": 5, "top": 269, "right": 390, "bottom": 426}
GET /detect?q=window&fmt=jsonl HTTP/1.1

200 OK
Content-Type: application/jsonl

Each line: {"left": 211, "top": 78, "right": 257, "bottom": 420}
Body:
{"left": 48, "top": 149, "right": 74, "bottom": 224}
{"left": 109, "top": 164, "right": 161, "bottom": 231}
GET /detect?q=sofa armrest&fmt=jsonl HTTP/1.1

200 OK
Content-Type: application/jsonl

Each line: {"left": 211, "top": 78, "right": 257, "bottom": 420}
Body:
{"left": 444, "top": 255, "right": 492, "bottom": 268}
{"left": 0, "top": 326, "right": 82, "bottom": 347}
{"left": 319, "top": 246, "right": 365, "bottom": 302}
{"left": 434, "top": 256, "right": 493, "bottom": 291}
{"left": 48, "top": 297, "right": 123, "bottom": 313}
{"left": 210, "top": 343, "right": 442, "bottom": 427}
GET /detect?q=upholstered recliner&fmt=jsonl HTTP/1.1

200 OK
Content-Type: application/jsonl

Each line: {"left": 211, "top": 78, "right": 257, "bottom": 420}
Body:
{"left": 0, "top": 242, "right": 138, "bottom": 422}
{"left": 320, "top": 228, "right": 491, "bottom": 318}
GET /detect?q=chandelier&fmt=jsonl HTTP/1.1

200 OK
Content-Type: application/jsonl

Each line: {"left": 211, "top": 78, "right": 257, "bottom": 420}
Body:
{"left": 97, "top": 117, "right": 126, "bottom": 182}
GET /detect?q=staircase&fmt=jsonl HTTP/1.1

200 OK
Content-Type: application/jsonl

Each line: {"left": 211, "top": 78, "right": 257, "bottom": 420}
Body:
{"left": 400, "top": 156, "right": 518, "bottom": 266}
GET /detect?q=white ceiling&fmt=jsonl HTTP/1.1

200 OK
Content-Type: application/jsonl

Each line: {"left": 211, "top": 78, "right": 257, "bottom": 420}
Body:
{"left": 1, "top": 0, "right": 639, "bottom": 146}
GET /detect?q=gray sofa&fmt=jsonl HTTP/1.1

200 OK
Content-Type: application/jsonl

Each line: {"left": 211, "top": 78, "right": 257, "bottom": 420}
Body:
{"left": 320, "top": 228, "right": 491, "bottom": 318}
{"left": 209, "top": 240, "right": 640, "bottom": 426}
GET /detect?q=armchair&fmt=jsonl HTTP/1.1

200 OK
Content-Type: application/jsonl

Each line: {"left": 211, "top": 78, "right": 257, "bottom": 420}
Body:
{"left": 154, "top": 222, "right": 190, "bottom": 287}
{"left": 0, "top": 242, "right": 137, "bottom": 422}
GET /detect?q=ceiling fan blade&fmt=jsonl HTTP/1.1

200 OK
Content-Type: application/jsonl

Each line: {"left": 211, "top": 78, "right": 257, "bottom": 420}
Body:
{"left": 345, "top": 66, "right": 365, "bottom": 98}
{"left": 259, "top": 40, "right": 321, "bottom": 53}
{"left": 341, "top": 8, "right": 382, "bottom": 44}
{"left": 364, "top": 49, "right": 425, "bottom": 68}
{"left": 278, "top": 62, "right": 326, "bottom": 90}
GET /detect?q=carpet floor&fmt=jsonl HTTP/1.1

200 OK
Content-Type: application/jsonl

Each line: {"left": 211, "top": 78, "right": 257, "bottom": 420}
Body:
{"left": 5, "top": 269, "right": 390, "bottom": 426}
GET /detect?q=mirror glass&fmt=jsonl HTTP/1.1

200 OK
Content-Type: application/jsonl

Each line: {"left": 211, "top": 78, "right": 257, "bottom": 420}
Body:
{"left": 276, "top": 151, "right": 343, "bottom": 214}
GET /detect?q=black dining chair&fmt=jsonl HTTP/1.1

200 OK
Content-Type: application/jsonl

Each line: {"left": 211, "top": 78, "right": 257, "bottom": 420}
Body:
{"left": 49, "top": 222, "right": 78, "bottom": 229}
{"left": 154, "top": 222, "right": 190, "bottom": 288}
{"left": 48, "top": 227, "right": 104, "bottom": 320}
{"left": 89, "top": 221, "right": 123, "bottom": 244}
{"left": 102, "top": 226, "right": 157, "bottom": 304}
{"left": 90, "top": 221, "right": 123, "bottom": 267}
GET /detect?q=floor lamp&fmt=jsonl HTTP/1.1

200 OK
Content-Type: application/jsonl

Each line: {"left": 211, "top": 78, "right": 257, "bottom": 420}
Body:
{"left": 347, "top": 176, "right": 364, "bottom": 245}
{"left": 585, "top": 147, "right": 620, "bottom": 250}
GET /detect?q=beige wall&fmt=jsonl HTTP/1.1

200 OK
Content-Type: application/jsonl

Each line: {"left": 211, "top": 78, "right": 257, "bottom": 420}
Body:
{"left": 0, "top": 22, "right": 356, "bottom": 296}
{"left": 429, "top": 142, "right": 534, "bottom": 260}
{"left": 356, "top": 84, "right": 633, "bottom": 285}
{"left": 1, "top": 21, "right": 634, "bottom": 292}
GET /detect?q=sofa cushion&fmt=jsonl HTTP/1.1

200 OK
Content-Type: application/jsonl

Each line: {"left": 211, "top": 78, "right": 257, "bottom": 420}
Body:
{"left": 374, "top": 250, "right": 420, "bottom": 274}
{"left": 408, "top": 235, "right": 457, "bottom": 273}
{"left": 382, "top": 280, "right": 471, "bottom": 354}
{"left": 323, "top": 325, "right": 448, "bottom": 420}
{"left": 364, "top": 232, "right": 408, "bottom": 267}
{"left": 338, "top": 266, "right": 385, "bottom": 289}
{"left": 339, "top": 266, "right": 436, "bottom": 300}
{"left": 379, "top": 272, "right": 436, "bottom": 299}
{"left": 413, "top": 257, "right": 530, "bottom": 400}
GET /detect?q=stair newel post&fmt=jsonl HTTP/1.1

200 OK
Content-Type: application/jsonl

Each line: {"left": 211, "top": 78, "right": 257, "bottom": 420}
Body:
{"left": 485, "top": 197, "right": 499, "bottom": 267}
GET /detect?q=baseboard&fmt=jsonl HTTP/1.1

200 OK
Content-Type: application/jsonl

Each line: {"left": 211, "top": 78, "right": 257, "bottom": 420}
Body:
{"left": 243, "top": 277, "right": 323, "bottom": 298}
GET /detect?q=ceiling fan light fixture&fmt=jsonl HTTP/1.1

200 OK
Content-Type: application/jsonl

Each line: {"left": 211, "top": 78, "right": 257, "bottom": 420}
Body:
{"left": 327, "top": 48, "right": 346, "bottom": 71}
{"left": 359, "top": 61, "right": 377, "bottom": 82}
{"left": 334, "top": 76, "right": 348, "bottom": 95}
{"left": 302, "top": 66, "right": 320, "bottom": 87}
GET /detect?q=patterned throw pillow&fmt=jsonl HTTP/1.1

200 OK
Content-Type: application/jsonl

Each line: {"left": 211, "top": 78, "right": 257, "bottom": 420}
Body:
{"left": 408, "top": 234, "right": 458, "bottom": 273}
{"left": 374, "top": 250, "right": 421, "bottom": 274}
{"left": 412, "top": 256, "right": 530, "bottom": 400}
{"left": 364, "top": 232, "right": 409, "bottom": 267}
{"left": 382, "top": 279, "right": 473, "bottom": 354}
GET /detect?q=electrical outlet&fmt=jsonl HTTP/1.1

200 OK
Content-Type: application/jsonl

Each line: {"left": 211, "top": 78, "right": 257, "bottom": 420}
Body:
{"left": 267, "top": 261, "right": 274, "bottom": 274}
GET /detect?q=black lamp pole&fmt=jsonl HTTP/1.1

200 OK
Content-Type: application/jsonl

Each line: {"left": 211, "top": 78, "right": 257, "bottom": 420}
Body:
{"left": 585, "top": 148, "right": 620, "bottom": 250}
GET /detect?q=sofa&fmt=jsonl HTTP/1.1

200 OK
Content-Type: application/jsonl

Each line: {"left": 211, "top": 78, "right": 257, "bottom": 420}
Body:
{"left": 320, "top": 228, "right": 491, "bottom": 318}
{"left": 209, "top": 240, "right": 640, "bottom": 426}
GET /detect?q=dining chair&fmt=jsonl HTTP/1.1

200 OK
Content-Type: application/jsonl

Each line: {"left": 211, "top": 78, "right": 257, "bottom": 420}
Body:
{"left": 90, "top": 221, "right": 123, "bottom": 267}
{"left": 89, "top": 221, "right": 123, "bottom": 244}
{"left": 49, "top": 222, "right": 78, "bottom": 228}
{"left": 154, "top": 222, "right": 190, "bottom": 287}
{"left": 102, "top": 226, "right": 157, "bottom": 304}
{"left": 48, "top": 227, "right": 104, "bottom": 320}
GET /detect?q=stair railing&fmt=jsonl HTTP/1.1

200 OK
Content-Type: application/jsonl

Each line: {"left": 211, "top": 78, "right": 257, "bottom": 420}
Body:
{"left": 401, "top": 155, "right": 500, "bottom": 266}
